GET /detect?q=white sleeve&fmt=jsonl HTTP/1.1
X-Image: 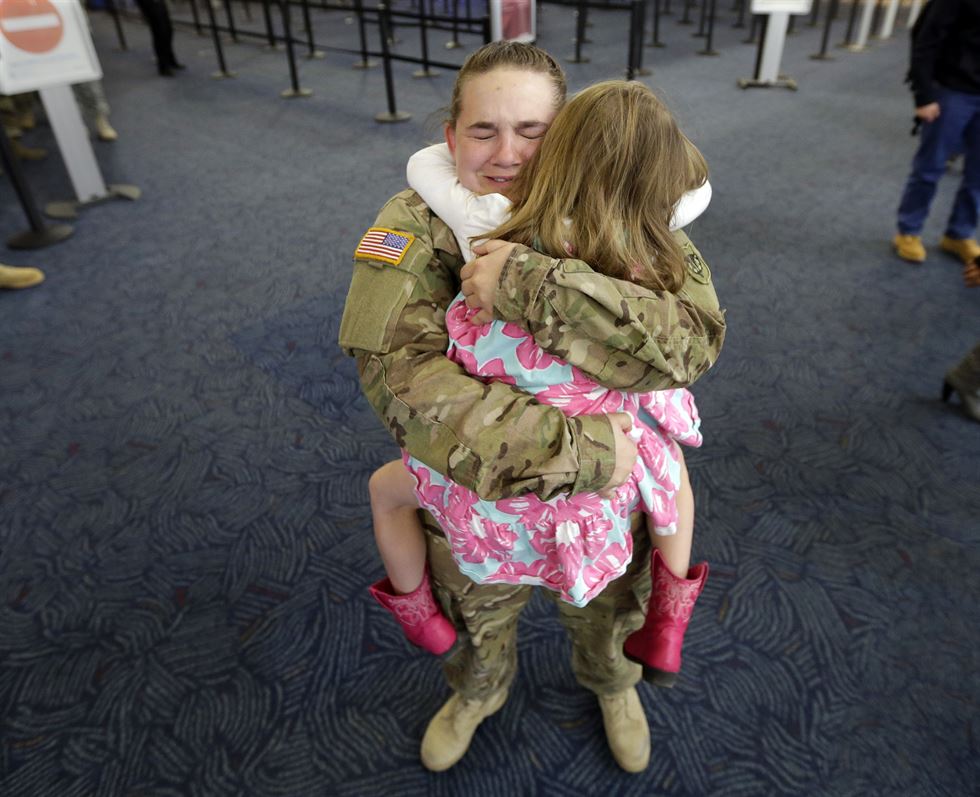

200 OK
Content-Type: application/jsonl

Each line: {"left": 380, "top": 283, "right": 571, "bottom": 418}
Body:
{"left": 669, "top": 179, "right": 712, "bottom": 231}
{"left": 407, "top": 143, "right": 512, "bottom": 261}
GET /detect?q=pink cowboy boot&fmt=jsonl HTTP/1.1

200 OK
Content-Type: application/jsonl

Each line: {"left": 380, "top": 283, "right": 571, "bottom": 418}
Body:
{"left": 369, "top": 566, "right": 458, "bottom": 657}
{"left": 623, "top": 549, "right": 709, "bottom": 688}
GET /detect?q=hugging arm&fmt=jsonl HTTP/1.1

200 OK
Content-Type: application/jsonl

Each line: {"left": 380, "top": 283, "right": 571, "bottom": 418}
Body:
{"left": 339, "top": 191, "right": 617, "bottom": 502}
{"left": 493, "top": 230, "right": 726, "bottom": 392}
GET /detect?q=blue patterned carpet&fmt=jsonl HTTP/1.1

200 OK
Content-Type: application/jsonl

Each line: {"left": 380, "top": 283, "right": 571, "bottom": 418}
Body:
{"left": 1, "top": 3, "right": 978, "bottom": 795}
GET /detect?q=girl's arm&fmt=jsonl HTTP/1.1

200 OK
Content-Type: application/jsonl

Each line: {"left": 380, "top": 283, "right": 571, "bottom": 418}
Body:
{"left": 407, "top": 144, "right": 511, "bottom": 260}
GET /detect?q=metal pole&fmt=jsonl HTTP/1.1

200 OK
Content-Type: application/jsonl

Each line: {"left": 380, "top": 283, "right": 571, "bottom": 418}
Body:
{"left": 204, "top": 0, "right": 235, "bottom": 77}
{"left": 352, "top": 0, "right": 378, "bottom": 67}
{"left": 375, "top": 3, "right": 411, "bottom": 122}
{"left": 647, "top": 0, "right": 665, "bottom": 46}
{"left": 698, "top": 0, "right": 719, "bottom": 54}
{"left": 679, "top": 0, "right": 694, "bottom": 25}
{"left": 279, "top": 0, "right": 312, "bottom": 96}
{"left": 811, "top": 0, "right": 839, "bottom": 58}
{"left": 187, "top": 0, "right": 203, "bottom": 36}
{"left": 839, "top": 0, "right": 860, "bottom": 46}
{"left": 414, "top": 0, "right": 440, "bottom": 77}
{"left": 694, "top": 0, "right": 708, "bottom": 37}
{"left": 300, "top": 0, "right": 325, "bottom": 57}
{"left": 733, "top": 0, "right": 746, "bottom": 28}
{"left": 103, "top": 0, "right": 128, "bottom": 50}
{"left": 261, "top": 0, "right": 278, "bottom": 48}
{"left": 222, "top": 0, "right": 239, "bottom": 42}
{"left": 568, "top": 0, "right": 590, "bottom": 62}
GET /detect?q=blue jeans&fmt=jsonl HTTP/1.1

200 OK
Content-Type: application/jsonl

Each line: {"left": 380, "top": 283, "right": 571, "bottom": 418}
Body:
{"left": 896, "top": 87, "right": 980, "bottom": 239}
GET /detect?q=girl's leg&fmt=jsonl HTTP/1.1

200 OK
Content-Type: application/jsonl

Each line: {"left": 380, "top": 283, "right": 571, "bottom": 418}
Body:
{"left": 369, "top": 460, "right": 427, "bottom": 594}
{"left": 625, "top": 448, "right": 708, "bottom": 688}
{"left": 367, "top": 460, "right": 457, "bottom": 656}
{"left": 646, "top": 452, "right": 694, "bottom": 576}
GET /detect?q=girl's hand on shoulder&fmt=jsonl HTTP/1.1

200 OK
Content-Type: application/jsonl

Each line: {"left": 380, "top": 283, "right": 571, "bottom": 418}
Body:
{"left": 461, "top": 240, "right": 516, "bottom": 324}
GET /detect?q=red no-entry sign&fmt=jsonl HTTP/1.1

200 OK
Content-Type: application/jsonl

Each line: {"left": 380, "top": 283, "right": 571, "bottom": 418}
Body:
{"left": 0, "top": 0, "right": 64, "bottom": 54}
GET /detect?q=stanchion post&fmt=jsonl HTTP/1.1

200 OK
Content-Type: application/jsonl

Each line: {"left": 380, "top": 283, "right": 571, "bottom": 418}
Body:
{"left": 568, "top": 0, "right": 591, "bottom": 62}
{"left": 744, "top": 11, "right": 761, "bottom": 42}
{"left": 414, "top": 0, "right": 440, "bottom": 77}
{"left": 352, "top": 0, "right": 379, "bottom": 67}
{"left": 679, "top": 0, "right": 694, "bottom": 25}
{"left": 186, "top": 0, "right": 203, "bottom": 36}
{"left": 446, "top": 0, "right": 462, "bottom": 48}
{"left": 279, "top": 0, "right": 312, "bottom": 96}
{"left": 222, "top": 0, "right": 239, "bottom": 42}
{"left": 839, "top": 0, "right": 860, "bottom": 46}
{"left": 733, "top": 0, "right": 746, "bottom": 27}
{"left": 808, "top": 0, "right": 821, "bottom": 25}
{"left": 626, "top": 0, "right": 649, "bottom": 77}
{"left": 811, "top": 0, "right": 839, "bottom": 58}
{"left": 375, "top": 3, "right": 412, "bottom": 122}
{"left": 647, "top": 0, "right": 665, "bottom": 46}
{"left": 261, "top": 0, "right": 279, "bottom": 48}
{"left": 694, "top": 0, "right": 708, "bottom": 36}
{"left": 698, "top": 0, "right": 719, "bottom": 54}
{"left": 300, "top": 0, "right": 325, "bottom": 57}
{"left": 103, "top": 0, "right": 128, "bottom": 50}
{"left": 0, "top": 126, "right": 73, "bottom": 249}
{"left": 204, "top": 0, "right": 236, "bottom": 77}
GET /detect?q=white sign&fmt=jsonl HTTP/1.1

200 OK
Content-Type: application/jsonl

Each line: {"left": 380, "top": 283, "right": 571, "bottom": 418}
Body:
{"left": 0, "top": 0, "right": 101, "bottom": 94}
{"left": 751, "top": 0, "right": 812, "bottom": 12}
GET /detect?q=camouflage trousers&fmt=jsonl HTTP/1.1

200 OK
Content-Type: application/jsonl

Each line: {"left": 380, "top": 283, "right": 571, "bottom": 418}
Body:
{"left": 421, "top": 510, "right": 652, "bottom": 700}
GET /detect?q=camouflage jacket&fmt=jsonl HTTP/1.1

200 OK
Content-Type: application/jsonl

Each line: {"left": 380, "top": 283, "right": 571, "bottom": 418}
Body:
{"left": 339, "top": 190, "right": 726, "bottom": 501}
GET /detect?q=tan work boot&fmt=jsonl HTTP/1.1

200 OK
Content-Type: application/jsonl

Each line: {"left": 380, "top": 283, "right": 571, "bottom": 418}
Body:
{"left": 95, "top": 114, "right": 118, "bottom": 142}
{"left": 893, "top": 234, "right": 926, "bottom": 263}
{"left": 597, "top": 686, "right": 650, "bottom": 773}
{"left": 0, "top": 264, "right": 45, "bottom": 290}
{"left": 420, "top": 688, "right": 508, "bottom": 771}
{"left": 939, "top": 235, "right": 980, "bottom": 265}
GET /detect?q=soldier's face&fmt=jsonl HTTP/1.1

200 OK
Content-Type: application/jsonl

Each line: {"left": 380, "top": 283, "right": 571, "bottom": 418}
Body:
{"left": 445, "top": 68, "right": 558, "bottom": 200}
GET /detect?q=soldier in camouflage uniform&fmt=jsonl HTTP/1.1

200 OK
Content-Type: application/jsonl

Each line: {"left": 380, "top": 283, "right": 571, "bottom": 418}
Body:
{"left": 339, "top": 42, "right": 726, "bottom": 773}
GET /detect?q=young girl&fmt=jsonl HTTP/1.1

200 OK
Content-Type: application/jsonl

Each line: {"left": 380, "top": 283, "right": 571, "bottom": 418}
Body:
{"left": 368, "top": 80, "right": 712, "bottom": 687}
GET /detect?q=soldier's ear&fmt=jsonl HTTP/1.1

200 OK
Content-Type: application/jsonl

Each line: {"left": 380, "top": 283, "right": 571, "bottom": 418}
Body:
{"left": 445, "top": 123, "right": 457, "bottom": 157}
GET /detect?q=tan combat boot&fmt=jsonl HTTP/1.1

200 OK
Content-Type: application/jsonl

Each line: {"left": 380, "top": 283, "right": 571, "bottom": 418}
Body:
{"left": 939, "top": 235, "right": 980, "bottom": 264}
{"left": 0, "top": 264, "right": 45, "bottom": 290}
{"left": 597, "top": 686, "right": 650, "bottom": 773}
{"left": 893, "top": 234, "right": 926, "bottom": 263}
{"left": 420, "top": 688, "right": 508, "bottom": 771}
{"left": 95, "top": 114, "right": 118, "bottom": 142}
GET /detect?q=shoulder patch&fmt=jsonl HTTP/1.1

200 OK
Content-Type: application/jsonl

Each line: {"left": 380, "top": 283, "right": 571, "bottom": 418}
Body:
{"left": 354, "top": 227, "right": 417, "bottom": 266}
{"left": 684, "top": 251, "right": 711, "bottom": 284}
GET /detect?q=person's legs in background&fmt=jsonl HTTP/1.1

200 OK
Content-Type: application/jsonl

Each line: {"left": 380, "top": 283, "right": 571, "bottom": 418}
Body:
{"left": 940, "top": 93, "right": 980, "bottom": 264}
{"left": 72, "top": 81, "right": 117, "bottom": 142}
{"left": 895, "top": 88, "right": 975, "bottom": 263}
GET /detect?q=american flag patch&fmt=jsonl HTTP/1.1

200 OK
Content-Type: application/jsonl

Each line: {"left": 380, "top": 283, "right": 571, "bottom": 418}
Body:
{"left": 354, "top": 227, "right": 416, "bottom": 266}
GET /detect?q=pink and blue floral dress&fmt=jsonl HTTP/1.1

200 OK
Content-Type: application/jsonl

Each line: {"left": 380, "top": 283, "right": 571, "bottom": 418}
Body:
{"left": 404, "top": 295, "right": 702, "bottom": 607}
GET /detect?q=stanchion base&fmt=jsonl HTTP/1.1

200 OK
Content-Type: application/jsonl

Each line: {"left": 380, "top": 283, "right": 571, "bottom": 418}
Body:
{"left": 737, "top": 77, "right": 798, "bottom": 90}
{"left": 627, "top": 67, "right": 653, "bottom": 76}
{"left": 352, "top": 59, "right": 378, "bottom": 69}
{"left": 212, "top": 70, "right": 237, "bottom": 79}
{"left": 7, "top": 224, "right": 74, "bottom": 250}
{"left": 810, "top": 52, "right": 835, "bottom": 60}
{"left": 282, "top": 87, "right": 313, "bottom": 98}
{"left": 566, "top": 55, "right": 591, "bottom": 63}
{"left": 413, "top": 68, "right": 441, "bottom": 78}
{"left": 44, "top": 184, "right": 142, "bottom": 220}
{"left": 845, "top": 43, "right": 868, "bottom": 52}
{"left": 697, "top": 48, "right": 720, "bottom": 55}
{"left": 306, "top": 50, "right": 326, "bottom": 59}
{"left": 375, "top": 111, "right": 412, "bottom": 123}
{"left": 444, "top": 40, "right": 463, "bottom": 49}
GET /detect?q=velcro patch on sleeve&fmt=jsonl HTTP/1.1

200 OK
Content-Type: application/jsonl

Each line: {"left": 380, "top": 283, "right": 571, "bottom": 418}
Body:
{"left": 354, "top": 227, "right": 416, "bottom": 266}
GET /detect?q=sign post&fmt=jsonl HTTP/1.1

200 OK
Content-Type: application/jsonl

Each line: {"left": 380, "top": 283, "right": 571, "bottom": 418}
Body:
{"left": 738, "top": 0, "right": 812, "bottom": 89}
{"left": 0, "top": 0, "right": 139, "bottom": 219}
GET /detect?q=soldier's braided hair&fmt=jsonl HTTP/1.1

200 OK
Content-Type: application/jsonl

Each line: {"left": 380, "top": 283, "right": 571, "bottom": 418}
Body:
{"left": 446, "top": 41, "right": 567, "bottom": 127}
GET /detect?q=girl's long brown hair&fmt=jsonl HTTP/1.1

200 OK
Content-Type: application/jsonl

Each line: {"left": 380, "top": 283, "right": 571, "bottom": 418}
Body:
{"left": 487, "top": 80, "right": 708, "bottom": 294}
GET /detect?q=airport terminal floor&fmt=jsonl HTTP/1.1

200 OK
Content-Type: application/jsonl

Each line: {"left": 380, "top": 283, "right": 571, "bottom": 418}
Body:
{"left": 1, "top": 2, "right": 978, "bottom": 795}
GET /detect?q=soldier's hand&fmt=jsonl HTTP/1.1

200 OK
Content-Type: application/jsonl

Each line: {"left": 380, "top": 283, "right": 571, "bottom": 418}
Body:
{"left": 461, "top": 240, "right": 516, "bottom": 325}
{"left": 915, "top": 102, "right": 940, "bottom": 123}
{"left": 599, "top": 413, "right": 638, "bottom": 498}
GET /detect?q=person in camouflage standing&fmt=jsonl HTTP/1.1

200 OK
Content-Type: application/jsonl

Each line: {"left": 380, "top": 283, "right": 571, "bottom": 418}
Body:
{"left": 339, "top": 42, "right": 726, "bottom": 774}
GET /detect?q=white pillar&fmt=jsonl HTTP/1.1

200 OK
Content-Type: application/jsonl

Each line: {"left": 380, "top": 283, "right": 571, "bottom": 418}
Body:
{"left": 759, "top": 12, "right": 791, "bottom": 83}
{"left": 38, "top": 84, "right": 108, "bottom": 204}
{"left": 907, "top": 0, "right": 923, "bottom": 27}
{"left": 851, "top": 0, "right": 877, "bottom": 50}
{"left": 879, "top": 0, "right": 900, "bottom": 38}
